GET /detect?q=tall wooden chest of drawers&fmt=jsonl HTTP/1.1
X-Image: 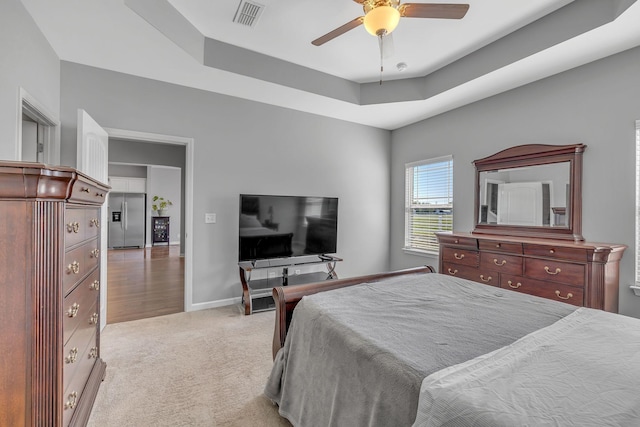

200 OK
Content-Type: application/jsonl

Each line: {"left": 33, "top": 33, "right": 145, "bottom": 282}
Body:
{"left": 437, "top": 232, "right": 626, "bottom": 312}
{"left": 0, "top": 162, "right": 109, "bottom": 426}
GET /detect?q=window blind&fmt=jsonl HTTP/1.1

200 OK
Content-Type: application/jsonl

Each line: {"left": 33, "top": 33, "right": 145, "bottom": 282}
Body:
{"left": 635, "top": 120, "right": 640, "bottom": 284}
{"left": 405, "top": 155, "right": 453, "bottom": 254}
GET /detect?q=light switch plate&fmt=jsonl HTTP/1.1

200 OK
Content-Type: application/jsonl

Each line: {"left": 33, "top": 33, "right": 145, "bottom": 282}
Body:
{"left": 205, "top": 213, "right": 216, "bottom": 223}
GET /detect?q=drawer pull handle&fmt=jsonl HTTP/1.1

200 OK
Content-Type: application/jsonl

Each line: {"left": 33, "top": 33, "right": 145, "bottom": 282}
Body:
{"left": 507, "top": 280, "right": 522, "bottom": 289}
{"left": 544, "top": 266, "right": 561, "bottom": 275}
{"left": 493, "top": 259, "right": 507, "bottom": 266}
{"left": 67, "top": 303, "right": 80, "bottom": 318}
{"left": 64, "top": 391, "right": 78, "bottom": 410}
{"left": 555, "top": 290, "right": 573, "bottom": 300}
{"left": 495, "top": 243, "right": 501, "bottom": 248}
{"left": 90, "top": 218, "right": 101, "bottom": 228}
{"left": 68, "top": 261, "right": 80, "bottom": 274}
{"left": 89, "top": 347, "right": 98, "bottom": 359}
{"left": 90, "top": 280, "right": 100, "bottom": 291}
{"left": 65, "top": 347, "right": 78, "bottom": 364}
{"left": 480, "top": 274, "right": 492, "bottom": 282}
{"left": 80, "top": 187, "right": 90, "bottom": 193}
{"left": 66, "top": 221, "right": 80, "bottom": 233}
{"left": 96, "top": 192, "right": 105, "bottom": 198}
{"left": 89, "top": 313, "right": 99, "bottom": 325}
{"left": 447, "top": 268, "right": 458, "bottom": 275}
{"left": 549, "top": 249, "right": 555, "bottom": 254}
{"left": 453, "top": 253, "right": 465, "bottom": 260}
{"left": 90, "top": 248, "right": 100, "bottom": 258}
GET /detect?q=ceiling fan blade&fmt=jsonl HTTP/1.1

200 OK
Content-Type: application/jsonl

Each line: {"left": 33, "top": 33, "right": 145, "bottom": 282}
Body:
{"left": 399, "top": 3, "right": 469, "bottom": 19}
{"left": 312, "top": 17, "right": 364, "bottom": 46}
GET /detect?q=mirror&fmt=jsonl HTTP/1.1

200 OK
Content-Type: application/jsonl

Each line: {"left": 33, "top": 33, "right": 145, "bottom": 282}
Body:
{"left": 473, "top": 144, "right": 585, "bottom": 241}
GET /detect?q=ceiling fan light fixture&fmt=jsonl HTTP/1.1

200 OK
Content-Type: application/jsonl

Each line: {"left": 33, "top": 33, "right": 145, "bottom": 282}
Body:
{"left": 363, "top": 6, "right": 400, "bottom": 36}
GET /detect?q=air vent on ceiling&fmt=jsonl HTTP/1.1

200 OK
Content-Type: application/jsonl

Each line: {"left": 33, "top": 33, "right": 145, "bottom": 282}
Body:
{"left": 233, "top": 0, "right": 265, "bottom": 28}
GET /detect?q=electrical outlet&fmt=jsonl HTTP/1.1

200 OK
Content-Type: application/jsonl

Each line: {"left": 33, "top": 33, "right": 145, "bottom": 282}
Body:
{"left": 205, "top": 213, "right": 216, "bottom": 223}
{"left": 295, "top": 269, "right": 301, "bottom": 275}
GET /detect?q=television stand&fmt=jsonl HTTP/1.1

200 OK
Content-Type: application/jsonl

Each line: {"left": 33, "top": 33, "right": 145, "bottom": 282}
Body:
{"left": 238, "top": 255, "right": 342, "bottom": 315}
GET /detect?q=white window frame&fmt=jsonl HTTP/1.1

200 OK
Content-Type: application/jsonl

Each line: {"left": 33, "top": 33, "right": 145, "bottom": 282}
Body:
{"left": 404, "top": 155, "right": 453, "bottom": 256}
{"left": 635, "top": 120, "right": 640, "bottom": 286}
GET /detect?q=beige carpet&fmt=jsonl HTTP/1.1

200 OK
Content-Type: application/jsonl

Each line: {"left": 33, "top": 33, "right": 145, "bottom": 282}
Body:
{"left": 87, "top": 305, "right": 292, "bottom": 426}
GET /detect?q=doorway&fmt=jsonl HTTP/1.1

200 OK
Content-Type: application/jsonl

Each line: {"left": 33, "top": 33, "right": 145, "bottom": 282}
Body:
{"left": 103, "top": 128, "right": 194, "bottom": 324}
{"left": 18, "top": 88, "right": 59, "bottom": 163}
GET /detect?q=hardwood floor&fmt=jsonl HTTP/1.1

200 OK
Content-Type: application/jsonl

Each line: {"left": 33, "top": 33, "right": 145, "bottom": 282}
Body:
{"left": 107, "top": 245, "right": 184, "bottom": 324}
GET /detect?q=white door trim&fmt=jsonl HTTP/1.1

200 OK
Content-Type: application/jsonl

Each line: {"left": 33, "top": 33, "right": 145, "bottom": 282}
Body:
{"left": 103, "top": 127, "right": 195, "bottom": 312}
{"left": 17, "top": 87, "right": 60, "bottom": 163}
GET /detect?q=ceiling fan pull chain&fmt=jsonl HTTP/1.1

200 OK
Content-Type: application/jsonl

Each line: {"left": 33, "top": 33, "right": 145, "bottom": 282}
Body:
{"left": 378, "top": 33, "right": 384, "bottom": 85}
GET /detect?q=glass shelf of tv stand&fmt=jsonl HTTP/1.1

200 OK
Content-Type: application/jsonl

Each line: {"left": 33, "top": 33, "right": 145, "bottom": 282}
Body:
{"left": 238, "top": 255, "right": 342, "bottom": 315}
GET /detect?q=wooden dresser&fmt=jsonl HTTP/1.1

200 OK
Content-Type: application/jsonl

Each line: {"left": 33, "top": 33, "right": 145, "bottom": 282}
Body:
{"left": 437, "top": 232, "right": 626, "bottom": 312}
{"left": 0, "top": 162, "right": 109, "bottom": 426}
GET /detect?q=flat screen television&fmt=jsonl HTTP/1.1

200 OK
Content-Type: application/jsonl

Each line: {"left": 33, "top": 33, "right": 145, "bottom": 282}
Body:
{"left": 238, "top": 194, "right": 338, "bottom": 262}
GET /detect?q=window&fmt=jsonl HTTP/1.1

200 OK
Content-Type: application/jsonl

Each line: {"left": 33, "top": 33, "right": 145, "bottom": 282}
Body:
{"left": 405, "top": 155, "right": 453, "bottom": 255}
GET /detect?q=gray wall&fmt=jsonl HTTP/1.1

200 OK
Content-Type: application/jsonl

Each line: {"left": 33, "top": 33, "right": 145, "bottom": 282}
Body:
{"left": 59, "top": 62, "right": 391, "bottom": 306}
{"left": 390, "top": 46, "right": 640, "bottom": 318}
{"left": 0, "top": 0, "right": 59, "bottom": 160}
{"left": 108, "top": 164, "right": 148, "bottom": 178}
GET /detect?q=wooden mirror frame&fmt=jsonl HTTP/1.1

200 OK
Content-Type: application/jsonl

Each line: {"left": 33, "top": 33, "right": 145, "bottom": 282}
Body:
{"left": 472, "top": 144, "right": 586, "bottom": 241}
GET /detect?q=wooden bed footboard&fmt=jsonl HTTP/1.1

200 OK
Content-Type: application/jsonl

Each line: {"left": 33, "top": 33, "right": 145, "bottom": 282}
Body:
{"left": 272, "top": 265, "right": 435, "bottom": 359}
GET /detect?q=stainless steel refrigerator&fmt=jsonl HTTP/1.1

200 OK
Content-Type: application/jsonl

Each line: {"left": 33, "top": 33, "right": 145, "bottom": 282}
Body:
{"left": 108, "top": 193, "right": 146, "bottom": 248}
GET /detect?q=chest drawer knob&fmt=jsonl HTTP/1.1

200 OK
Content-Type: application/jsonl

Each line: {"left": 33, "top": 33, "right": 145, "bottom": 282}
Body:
{"left": 80, "top": 187, "right": 90, "bottom": 193}
{"left": 90, "top": 218, "right": 100, "bottom": 228}
{"left": 453, "top": 253, "right": 465, "bottom": 260}
{"left": 89, "top": 347, "right": 98, "bottom": 359}
{"left": 66, "top": 222, "right": 80, "bottom": 233}
{"left": 64, "top": 391, "right": 78, "bottom": 410}
{"left": 68, "top": 261, "right": 80, "bottom": 274}
{"left": 447, "top": 268, "right": 458, "bottom": 275}
{"left": 65, "top": 347, "right": 78, "bottom": 364}
{"left": 493, "top": 259, "right": 507, "bottom": 266}
{"left": 549, "top": 249, "right": 555, "bottom": 254}
{"left": 90, "top": 280, "right": 100, "bottom": 291}
{"left": 544, "top": 266, "right": 562, "bottom": 275}
{"left": 89, "top": 313, "right": 99, "bottom": 325}
{"left": 507, "top": 280, "right": 522, "bottom": 289}
{"left": 480, "top": 274, "right": 492, "bottom": 283}
{"left": 67, "top": 303, "right": 80, "bottom": 318}
{"left": 555, "top": 290, "right": 573, "bottom": 300}
{"left": 454, "top": 239, "right": 459, "bottom": 244}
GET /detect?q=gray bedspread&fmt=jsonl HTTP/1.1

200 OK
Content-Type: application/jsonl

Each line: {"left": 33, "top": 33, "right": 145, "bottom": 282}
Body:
{"left": 264, "top": 273, "right": 576, "bottom": 427}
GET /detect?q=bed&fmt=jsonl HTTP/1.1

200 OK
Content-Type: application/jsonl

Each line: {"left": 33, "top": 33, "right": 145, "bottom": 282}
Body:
{"left": 264, "top": 267, "right": 640, "bottom": 426}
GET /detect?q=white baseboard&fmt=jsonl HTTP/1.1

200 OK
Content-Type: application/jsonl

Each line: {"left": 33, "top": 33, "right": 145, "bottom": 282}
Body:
{"left": 188, "top": 296, "right": 242, "bottom": 312}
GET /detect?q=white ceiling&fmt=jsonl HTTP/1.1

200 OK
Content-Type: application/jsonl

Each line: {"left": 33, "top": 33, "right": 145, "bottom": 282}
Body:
{"left": 20, "top": 0, "right": 640, "bottom": 130}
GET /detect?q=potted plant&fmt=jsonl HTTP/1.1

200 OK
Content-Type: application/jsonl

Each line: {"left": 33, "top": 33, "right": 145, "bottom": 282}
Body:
{"left": 152, "top": 196, "right": 172, "bottom": 216}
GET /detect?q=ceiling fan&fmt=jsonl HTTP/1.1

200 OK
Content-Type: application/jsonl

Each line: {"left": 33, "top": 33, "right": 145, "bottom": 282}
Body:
{"left": 312, "top": 1, "right": 470, "bottom": 46}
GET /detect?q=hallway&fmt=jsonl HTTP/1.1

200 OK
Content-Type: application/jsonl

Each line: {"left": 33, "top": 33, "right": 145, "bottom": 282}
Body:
{"left": 107, "top": 246, "right": 184, "bottom": 324}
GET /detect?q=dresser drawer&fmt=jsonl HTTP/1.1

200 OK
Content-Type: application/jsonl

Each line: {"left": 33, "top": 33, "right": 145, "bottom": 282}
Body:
{"left": 62, "top": 331, "right": 98, "bottom": 427}
{"left": 524, "top": 258, "right": 585, "bottom": 286}
{"left": 480, "top": 251, "right": 523, "bottom": 275}
{"left": 63, "top": 320, "right": 96, "bottom": 388}
{"left": 437, "top": 234, "right": 477, "bottom": 249}
{"left": 63, "top": 240, "right": 99, "bottom": 296}
{"left": 523, "top": 243, "right": 587, "bottom": 262}
{"left": 70, "top": 176, "right": 107, "bottom": 204}
{"left": 478, "top": 239, "right": 522, "bottom": 254}
{"left": 441, "top": 263, "right": 479, "bottom": 282}
{"left": 442, "top": 247, "right": 479, "bottom": 267}
{"left": 64, "top": 208, "right": 86, "bottom": 247}
{"left": 63, "top": 277, "right": 99, "bottom": 346}
{"left": 501, "top": 274, "right": 584, "bottom": 306}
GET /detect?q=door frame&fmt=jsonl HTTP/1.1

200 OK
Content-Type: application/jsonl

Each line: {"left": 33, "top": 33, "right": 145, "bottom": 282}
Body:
{"left": 103, "top": 127, "right": 195, "bottom": 312}
{"left": 16, "top": 87, "right": 60, "bottom": 163}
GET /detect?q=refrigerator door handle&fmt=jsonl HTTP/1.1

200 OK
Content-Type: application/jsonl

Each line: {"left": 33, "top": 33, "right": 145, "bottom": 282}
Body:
{"left": 121, "top": 201, "right": 125, "bottom": 230}
{"left": 124, "top": 201, "right": 128, "bottom": 230}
